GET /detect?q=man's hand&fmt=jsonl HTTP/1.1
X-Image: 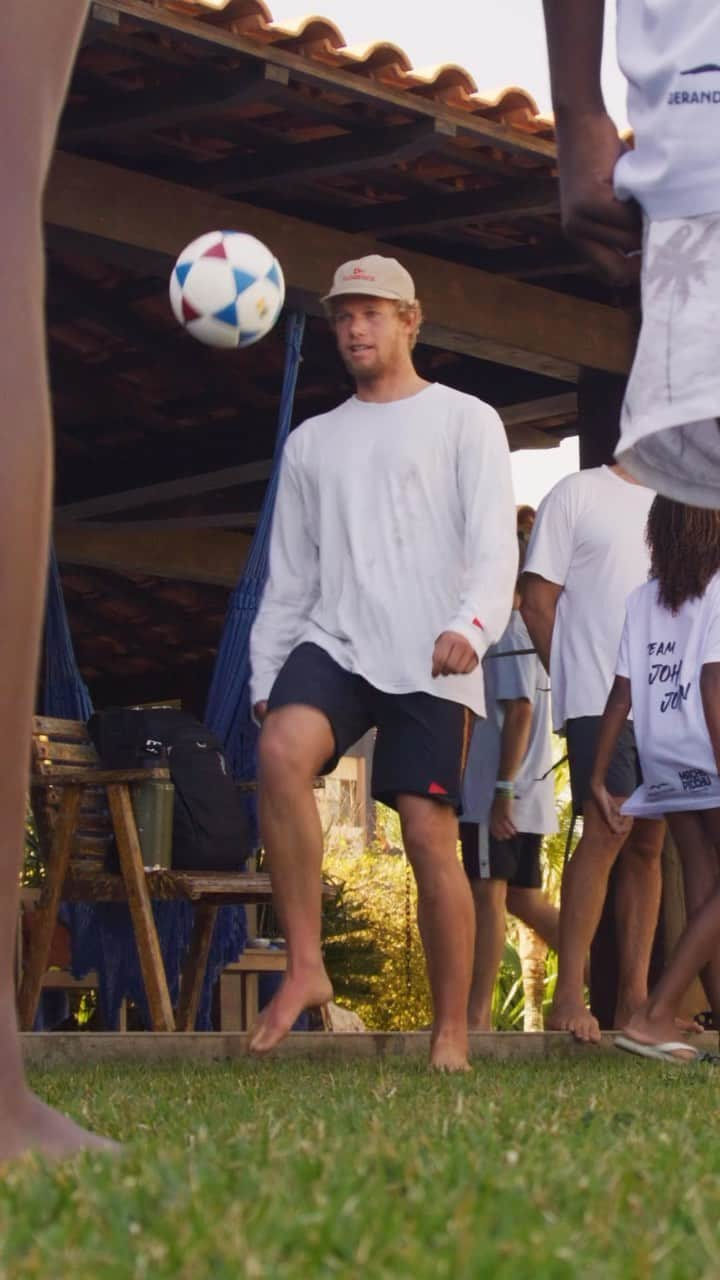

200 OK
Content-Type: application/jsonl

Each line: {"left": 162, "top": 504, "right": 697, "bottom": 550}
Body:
{"left": 490, "top": 793, "right": 517, "bottom": 842}
{"left": 555, "top": 111, "right": 642, "bottom": 286}
{"left": 254, "top": 700, "right": 269, "bottom": 723}
{"left": 589, "top": 778, "right": 632, "bottom": 837}
{"left": 431, "top": 631, "right": 479, "bottom": 678}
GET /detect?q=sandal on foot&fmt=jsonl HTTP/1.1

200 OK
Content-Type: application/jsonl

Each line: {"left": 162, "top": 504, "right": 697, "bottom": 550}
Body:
{"left": 615, "top": 1035, "right": 699, "bottom": 1064}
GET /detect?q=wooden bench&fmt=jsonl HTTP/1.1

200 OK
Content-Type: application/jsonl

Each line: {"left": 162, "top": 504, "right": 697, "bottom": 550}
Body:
{"left": 20, "top": 715, "right": 312, "bottom": 1033}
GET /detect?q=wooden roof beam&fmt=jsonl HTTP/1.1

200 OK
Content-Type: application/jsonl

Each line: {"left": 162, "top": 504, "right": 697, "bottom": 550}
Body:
{"left": 60, "top": 61, "right": 290, "bottom": 145}
{"left": 347, "top": 179, "right": 558, "bottom": 236}
{"left": 45, "top": 151, "right": 637, "bottom": 380}
{"left": 173, "top": 119, "right": 448, "bottom": 195}
{"left": 56, "top": 458, "right": 273, "bottom": 521}
{"left": 55, "top": 523, "right": 250, "bottom": 587}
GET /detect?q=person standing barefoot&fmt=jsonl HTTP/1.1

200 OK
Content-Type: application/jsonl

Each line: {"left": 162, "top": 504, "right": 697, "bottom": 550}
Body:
{"left": 521, "top": 464, "right": 665, "bottom": 1042}
{"left": 0, "top": 0, "right": 116, "bottom": 1161}
{"left": 249, "top": 257, "right": 518, "bottom": 1070}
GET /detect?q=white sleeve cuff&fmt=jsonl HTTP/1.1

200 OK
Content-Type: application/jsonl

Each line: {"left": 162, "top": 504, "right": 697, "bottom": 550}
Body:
{"left": 445, "top": 618, "right": 490, "bottom": 661}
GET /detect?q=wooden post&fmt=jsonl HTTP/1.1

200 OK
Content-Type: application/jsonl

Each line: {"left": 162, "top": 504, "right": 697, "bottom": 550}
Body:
{"left": 106, "top": 783, "right": 175, "bottom": 1031}
{"left": 17, "top": 787, "right": 82, "bottom": 1030}
{"left": 577, "top": 367, "right": 627, "bottom": 469}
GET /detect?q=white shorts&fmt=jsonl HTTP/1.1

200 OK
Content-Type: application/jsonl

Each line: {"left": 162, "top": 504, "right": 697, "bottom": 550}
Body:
{"left": 617, "top": 214, "right": 720, "bottom": 509}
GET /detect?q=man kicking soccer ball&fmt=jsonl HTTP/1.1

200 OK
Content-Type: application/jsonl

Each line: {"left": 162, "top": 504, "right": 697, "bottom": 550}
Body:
{"left": 249, "top": 255, "right": 518, "bottom": 1070}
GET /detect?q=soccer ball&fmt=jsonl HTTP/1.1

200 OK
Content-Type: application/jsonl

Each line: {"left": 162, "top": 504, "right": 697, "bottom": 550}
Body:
{"left": 169, "top": 230, "right": 285, "bottom": 349}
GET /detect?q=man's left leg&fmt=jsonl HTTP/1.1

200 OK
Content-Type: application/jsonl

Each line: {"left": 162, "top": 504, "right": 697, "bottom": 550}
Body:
{"left": 398, "top": 794, "right": 474, "bottom": 1071}
{"left": 613, "top": 818, "right": 665, "bottom": 1027}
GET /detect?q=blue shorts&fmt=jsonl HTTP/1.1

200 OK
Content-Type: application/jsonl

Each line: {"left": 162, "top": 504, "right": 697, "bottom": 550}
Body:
{"left": 267, "top": 642, "right": 474, "bottom": 813}
{"left": 565, "top": 717, "right": 642, "bottom": 816}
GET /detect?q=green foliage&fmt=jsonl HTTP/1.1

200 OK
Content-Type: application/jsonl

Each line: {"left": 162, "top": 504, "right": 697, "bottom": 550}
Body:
{"left": 319, "top": 866, "right": 384, "bottom": 1007}
{"left": 22, "top": 803, "right": 43, "bottom": 887}
{"left": 323, "top": 838, "right": 432, "bottom": 1030}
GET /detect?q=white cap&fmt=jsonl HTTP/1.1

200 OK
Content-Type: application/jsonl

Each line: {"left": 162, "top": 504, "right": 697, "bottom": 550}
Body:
{"left": 322, "top": 254, "right": 416, "bottom": 304}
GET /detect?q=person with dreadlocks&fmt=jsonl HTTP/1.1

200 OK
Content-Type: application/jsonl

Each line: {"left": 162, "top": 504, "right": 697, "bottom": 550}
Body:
{"left": 591, "top": 497, "right": 720, "bottom": 1063}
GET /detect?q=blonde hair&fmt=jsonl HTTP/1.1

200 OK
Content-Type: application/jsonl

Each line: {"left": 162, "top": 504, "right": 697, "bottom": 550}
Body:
{"left": 325, "top": 297, "right": 423, "bottom": 350}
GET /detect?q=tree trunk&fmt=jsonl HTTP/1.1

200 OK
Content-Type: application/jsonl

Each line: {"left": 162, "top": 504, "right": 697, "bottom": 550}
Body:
{"left": 517, "top": 921, "right": 548, "bottom": 1032}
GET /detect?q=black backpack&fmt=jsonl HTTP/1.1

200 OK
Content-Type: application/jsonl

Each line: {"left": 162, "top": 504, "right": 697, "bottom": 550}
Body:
{"left": 87, "top": 708, "right": 253, "bottom": 871}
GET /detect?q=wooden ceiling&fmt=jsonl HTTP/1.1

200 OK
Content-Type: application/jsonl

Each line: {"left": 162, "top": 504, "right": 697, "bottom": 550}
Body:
{"left": 44, "top": 0, "right": 635, "bottom": 709}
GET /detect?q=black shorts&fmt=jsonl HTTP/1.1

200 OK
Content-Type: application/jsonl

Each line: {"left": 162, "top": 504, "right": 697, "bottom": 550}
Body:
{"left": 267, "top": 643, "right": 474, "bottom": 812}
{"left": 459, "top": 824, "right": 542, "bottom": 889}
{"left": 565, "top": 716, "right": 642, "bottom": 816}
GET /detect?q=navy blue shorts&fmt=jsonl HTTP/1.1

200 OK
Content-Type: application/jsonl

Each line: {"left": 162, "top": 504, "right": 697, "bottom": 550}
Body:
{"left": 459, "top": 825, "right": 543, "bottom": 888}
{"left": 267, "top": 643, "right": 474, "bottom": 812}
{"left": 565, "top": 716, "right": 642, "bottom": 816}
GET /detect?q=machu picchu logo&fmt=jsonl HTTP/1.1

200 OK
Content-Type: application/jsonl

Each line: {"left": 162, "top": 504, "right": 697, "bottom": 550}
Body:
{"left": 681, "top": 65, "right": 720, "bottom": 75}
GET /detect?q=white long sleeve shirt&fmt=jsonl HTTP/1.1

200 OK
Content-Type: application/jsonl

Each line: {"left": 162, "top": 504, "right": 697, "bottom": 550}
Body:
{"left": 250, "top": 382, "right": 517, "bottom": 717}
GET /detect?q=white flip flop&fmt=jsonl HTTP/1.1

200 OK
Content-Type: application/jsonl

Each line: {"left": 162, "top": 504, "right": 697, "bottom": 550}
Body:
{"left": 615, "top": 1035, "right": 699, "bottom": 1064}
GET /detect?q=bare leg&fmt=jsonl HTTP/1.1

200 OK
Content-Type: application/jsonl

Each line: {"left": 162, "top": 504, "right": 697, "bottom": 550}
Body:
{"left": 546, "top": 798, "right": 629, "bottom": 1042}
{"left": 507, "top": 886, "right": 559, "bottom": 952}
{"left": 0, "top": 0, "right": 120, "bottom": 1163}
{"left": 249, "top": 706, "right": 335, "bottom": 1053}
{"left": 399, "top": 796, "right": 474, "bottom": 1071}
{"left": 467, "top": 879, "right": 507, "bottom": 1031}
{"left": 623, "top": 810, "right": 720, "bottom": 1047}
{"left": 612, "top": 818, "right": 664, "bottom": 1026}
{"left": 669, "top": 811, "right": 720, "bottom": 1014}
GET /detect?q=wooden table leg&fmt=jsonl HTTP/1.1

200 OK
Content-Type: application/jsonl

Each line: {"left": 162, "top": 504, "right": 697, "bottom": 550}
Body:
{"left": 18, "top": 786, "right": 81, "bottom": 1030}
{"left": 176, "top": 903, "right": 218, "bottom": 1032}
{"left": 107, "top": 784, "right": 175, "bottom": 1032}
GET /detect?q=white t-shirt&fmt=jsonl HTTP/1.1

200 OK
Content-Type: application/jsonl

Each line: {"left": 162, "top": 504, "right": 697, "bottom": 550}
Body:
{"left": 250, "top": 383, "right": 518, "bottom": 717}
{"left": 614, "top": 1, "right": 720, "bottom": 219}
{"left": 524, "top": 466, "right": 653, "bottom": 732}
{"left": 462, "top": 612, "right": 558, "bottom": 835}
{"left": 618, "top": 573, "right": 720, "bottom": 817}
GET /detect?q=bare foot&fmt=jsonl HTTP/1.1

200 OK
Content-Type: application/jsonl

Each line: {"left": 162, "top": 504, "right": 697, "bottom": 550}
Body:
{"left": 249, "top": 968, "right": 333, "bottom": 1055}
{"left": 0, "top": 1091, "right": 120, "bottom": 1165}
{"left": 429, "top": 1030, "right": 471, "bottom": 1073}
{"left": 546, "top": 999, "right": 601, "bottom": 1043}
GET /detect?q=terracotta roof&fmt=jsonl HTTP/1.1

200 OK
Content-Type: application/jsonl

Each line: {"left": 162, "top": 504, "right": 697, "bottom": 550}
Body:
{"left": 149, "top": 0, "right": 555, "bottom": 137}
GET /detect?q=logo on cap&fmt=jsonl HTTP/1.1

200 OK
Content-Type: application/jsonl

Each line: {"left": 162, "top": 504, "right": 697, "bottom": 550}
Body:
{"left": 343, "top": 267, "right": 376, "bottom": 282}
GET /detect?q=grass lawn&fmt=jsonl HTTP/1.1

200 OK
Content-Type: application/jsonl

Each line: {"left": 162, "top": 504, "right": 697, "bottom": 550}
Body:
{"left": 2, "top": 1055, "right": 720, "bottom": 1279}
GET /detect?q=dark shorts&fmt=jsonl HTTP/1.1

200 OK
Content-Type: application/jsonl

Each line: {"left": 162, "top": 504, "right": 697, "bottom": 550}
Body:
{"left": 459, "top": 824, "right": 542, "bottom": 888}
{"left": 267, "top": 642, "right": 474, "bottom": 812}
{"left": 565, "top": 716, "right": 642, "bottom": 816}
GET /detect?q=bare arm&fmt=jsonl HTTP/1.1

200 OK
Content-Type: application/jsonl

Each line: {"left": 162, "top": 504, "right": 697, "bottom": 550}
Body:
{"left": 700, "top": 663, "right": 720, "bottom": 774}
{"left": 589, "top": 674, "right": 633, "bottom": 833}
{"left": 519, "top": 573, "right": 562, "bottom": 674}
{"left": 542, "top": 0, "right": 641, "bottom": 284}
{"left": 490, "top": 698, "right": 533, "bottom": 840}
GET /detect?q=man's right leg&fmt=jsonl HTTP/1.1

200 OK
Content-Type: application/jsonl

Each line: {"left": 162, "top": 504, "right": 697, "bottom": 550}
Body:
{"left": 545, "top": 798, "right": 629, "bottom": 1042}
{"left": 250, "top": 705, "right": 337, "bottom": 1053}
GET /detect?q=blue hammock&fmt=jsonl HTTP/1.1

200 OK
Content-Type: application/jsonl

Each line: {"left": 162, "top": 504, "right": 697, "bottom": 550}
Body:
{"left": 206, "top": 311, "right": 306, "bottom": 838}
{"left": 42, "top": 312, "right": 305, "bottom": 1029}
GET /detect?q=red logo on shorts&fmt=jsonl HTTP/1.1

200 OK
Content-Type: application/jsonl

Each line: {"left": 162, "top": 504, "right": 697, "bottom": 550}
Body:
{"left": 429, "top": 782, "right": 448, "bottom": 796}
{"left": 472, "top": 617, "right": 484, "bottom": 630}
